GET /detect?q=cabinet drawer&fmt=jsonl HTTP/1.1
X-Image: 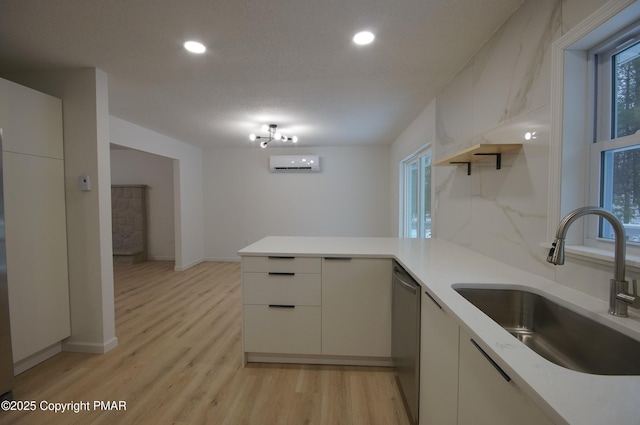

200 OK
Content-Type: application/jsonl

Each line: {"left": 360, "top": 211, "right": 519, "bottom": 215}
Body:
{"left": 242, "top": 256, "right": 321, "bottom": 274}
{"left": 243, "top": 273, "right": 321, "bottom": 306}
{"left": 243, "top": 305, "right": 321, "bottom": 354}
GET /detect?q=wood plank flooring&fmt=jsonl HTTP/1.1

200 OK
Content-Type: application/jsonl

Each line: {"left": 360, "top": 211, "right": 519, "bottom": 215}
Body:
{"left": 0, "top": 261, "right": 410, "bottom": 425}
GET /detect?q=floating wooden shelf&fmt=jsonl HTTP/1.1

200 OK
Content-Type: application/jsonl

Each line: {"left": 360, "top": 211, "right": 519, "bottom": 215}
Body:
{"left": 433, "top": 143, "right": 522, "bottom": 175}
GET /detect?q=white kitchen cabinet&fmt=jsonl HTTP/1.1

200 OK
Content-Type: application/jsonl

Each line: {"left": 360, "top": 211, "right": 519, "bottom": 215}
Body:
{"left": 242, "top": 256, "right": 322, "bottom": 356}
{"left": 0, "top": 77, "right": 70, "bottom": 365}
{"left": 0, "top": 78, "right": 63, "bottom": 160}
{"left": 243, "top": 272, "right": 321, "bottom": 306}
{"left": 321, "top": 257, "right": 392, "bottom": 357}
{"left": 242, "top": 256, "right": 321, "bottom": 274}
{"left": 243, "top": 305, "right": 321, "bottom": 354}
{"left": 419, "top": 290, "right": 459, "bottom": 425}
{"left": 457, "top": 330, "right": 555, "bottom": 425}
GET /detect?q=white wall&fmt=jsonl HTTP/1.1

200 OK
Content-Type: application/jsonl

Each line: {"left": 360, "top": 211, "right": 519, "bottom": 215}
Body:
{"left": 109, "top": 116, "right": 204, "bottom": 270}
{"left": 110, "top": 148, "right": 175, "bottom": 260}
{"left": 390, "top": 0, "right": 639, "bottom": 304}
{"left": 204, "top": 146, "right": 391, "bottom": 260}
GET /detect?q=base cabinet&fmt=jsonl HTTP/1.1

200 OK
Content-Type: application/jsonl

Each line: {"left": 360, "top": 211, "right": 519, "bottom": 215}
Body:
{"left": 321, "top": 257, "right": 392, "bottom": 357}
{"left": 242, "top": 256, "right": 322, "bottom": 356}
{"left": 457, "top": 330, "right": 555, "bottom": 425}
{"left": 242, "top": 256, "right": 392, "bottom": 361}
{"left": 419, "top": 290, "right": 459, "bottom": 425}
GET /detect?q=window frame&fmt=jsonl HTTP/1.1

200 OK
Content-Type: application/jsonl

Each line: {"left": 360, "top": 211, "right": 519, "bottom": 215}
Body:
{"left": 587, "top": 22, "right": 640, "bottom": 249}
{"left": 548, "top": 0, "right": 640, "bottom": 265}
{"left": 400, "top": 144, "right": 432, "bottom": 239}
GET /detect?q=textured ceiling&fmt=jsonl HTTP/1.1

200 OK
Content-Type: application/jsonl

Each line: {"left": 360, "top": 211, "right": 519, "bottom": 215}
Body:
{"left": 0, "top": 0, "right": 524, "bottom": 148}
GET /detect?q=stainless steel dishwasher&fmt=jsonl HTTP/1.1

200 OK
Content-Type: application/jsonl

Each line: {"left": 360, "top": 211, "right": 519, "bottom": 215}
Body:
{"left": 391, "top": 261, "right": 420, "bottom": 425}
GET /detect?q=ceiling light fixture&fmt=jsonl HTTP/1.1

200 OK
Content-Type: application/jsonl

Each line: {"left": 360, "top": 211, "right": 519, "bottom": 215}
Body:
{"left": 184, "top": 41, "right": 206, "bottom": 54}
{"left": 353, "top": 31, "right": 375, "bottom": 45}
{"left": 249, "top": 124, "right": 298, "bottom": 148}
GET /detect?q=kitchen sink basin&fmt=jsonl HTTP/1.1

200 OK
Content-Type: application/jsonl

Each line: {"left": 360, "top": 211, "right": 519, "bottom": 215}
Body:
{"left": 454, "top": 287, "right": 640, "bottom": 375}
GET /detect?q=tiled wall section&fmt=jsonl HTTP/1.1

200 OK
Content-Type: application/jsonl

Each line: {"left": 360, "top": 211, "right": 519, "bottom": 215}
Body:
{"left": 111, "top": 186, "right": 147, "bottom": 257}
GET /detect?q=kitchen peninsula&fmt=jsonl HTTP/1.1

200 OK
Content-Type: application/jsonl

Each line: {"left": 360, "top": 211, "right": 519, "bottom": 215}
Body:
{"left": 239, "top": 236, "right": 640, "bottom": 425}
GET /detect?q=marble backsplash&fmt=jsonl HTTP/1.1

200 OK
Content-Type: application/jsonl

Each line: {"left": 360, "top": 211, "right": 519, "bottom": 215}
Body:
{"left": 431, "top": 0, "right": 612, "bottom": 287}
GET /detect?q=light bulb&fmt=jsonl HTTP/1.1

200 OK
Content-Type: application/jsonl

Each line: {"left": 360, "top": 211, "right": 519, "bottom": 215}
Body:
{"left": 292, "top": 136, "right": 298, "bottom": 143}
{"left": 184, "top": 41, "right": 206, "bottom": 54}
{"left": 261, "top": 124, "right": 269, "bottom": 132}
{"left": 274, "top": 132, "right": 282, "bottom": 140}
{"left": 353, "top": 31, "right": 375, "bottom": 45}
{"left": 249, "top": 133, "right": 257, "bottom": 141}
{"left": 260, "top": 141, "right": 268, "bottom": 148}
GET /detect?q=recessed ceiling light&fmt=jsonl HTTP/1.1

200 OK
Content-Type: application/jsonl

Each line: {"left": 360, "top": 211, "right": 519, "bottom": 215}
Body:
{"left": 353, "top": 31, "right": 375, "bottom": 45}
{"left": 184, "top": 41, "right": 206, "bottom": 54}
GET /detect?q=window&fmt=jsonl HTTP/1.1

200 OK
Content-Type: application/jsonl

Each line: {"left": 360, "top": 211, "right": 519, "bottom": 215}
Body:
{"left": 401, "top": 146, "right": 432, "bottom": 238}
{"left": 590, "top": 25, "right": 640, "bottom": 245}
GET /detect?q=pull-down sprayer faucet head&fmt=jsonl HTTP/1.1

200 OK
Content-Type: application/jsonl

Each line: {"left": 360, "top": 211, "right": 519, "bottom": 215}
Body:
{"left": 547, "top": 238, "right": 566, "bottom": 265}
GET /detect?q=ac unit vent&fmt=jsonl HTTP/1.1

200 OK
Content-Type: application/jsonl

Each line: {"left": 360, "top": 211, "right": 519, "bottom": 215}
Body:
{"left": 269, "top": 155, "right": 320, "bottom": 173}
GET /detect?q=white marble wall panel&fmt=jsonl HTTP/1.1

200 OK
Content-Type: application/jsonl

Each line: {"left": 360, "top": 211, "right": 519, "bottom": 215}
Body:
{"left": 555, "top": 256, "right": 616, "bottom": 303}
{"left": 435, "top": 61, "right": 474, "bottom": 160}
{"left": 469, "top": 106, "right": 554, "bottom": 279}
{"left": 428, "top": 0, "right": 631, "bottom": 300}
{"left": 433, "top": 61, "right": 474, "bottom": 244}
{"left": 472, "top": 0, "right": 561, "bottom": 137}
{"left": 561, "top": 0, "right": 611, "bottom": 34}
{"left": 433, "top": 166, "right": 472, "bottom": 245}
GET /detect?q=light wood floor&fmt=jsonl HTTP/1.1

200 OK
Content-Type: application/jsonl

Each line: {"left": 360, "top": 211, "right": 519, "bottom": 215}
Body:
{"left": 1, "top": 261, "right": 410, "bottom": 425}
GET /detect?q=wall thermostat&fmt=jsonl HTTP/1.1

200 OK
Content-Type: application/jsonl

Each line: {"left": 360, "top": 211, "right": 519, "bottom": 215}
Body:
{"left": 79, "top": 175, "right": 91, "bottom": 191}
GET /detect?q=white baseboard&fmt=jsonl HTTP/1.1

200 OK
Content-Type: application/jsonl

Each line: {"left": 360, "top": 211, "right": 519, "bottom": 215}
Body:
{"left": 174, "top": 258, "right": 204, "bottom": 271}
{"left": 62, "top": 336, "right": 118, "bottom": 354}
{"left": 14, "top": 342, "right": 62, "bottom": 375}
{"left": 204, "top": 257, "right": 241, "bottom": 262}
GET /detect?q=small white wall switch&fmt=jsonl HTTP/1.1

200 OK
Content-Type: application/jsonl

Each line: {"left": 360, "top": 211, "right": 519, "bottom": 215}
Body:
{"left": 79, "top": 175, "right": 91, "bottom": 191}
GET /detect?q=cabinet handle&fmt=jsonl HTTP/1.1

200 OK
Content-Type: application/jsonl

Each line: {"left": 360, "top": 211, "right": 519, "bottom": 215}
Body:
{"left": 268, "top": 272, "right": 295, "bottom": 276}
{"left": 424, "top": 291, "right": 442, "bottom": 309}
{"left": 470, "top": 339, "right": 511, "bottom": 382}
{"left": 268, "top": 304, "right": 295, "bottom": 309}
{"left": 268, "top": 256, "right": 295, "bottom": 259}
{"left": 324, "top": 257, "right": 352, "bottom": 261}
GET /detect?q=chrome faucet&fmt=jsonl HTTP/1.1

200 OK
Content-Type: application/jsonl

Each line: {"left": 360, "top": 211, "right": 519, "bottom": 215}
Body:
{"left": 547, "top": 206, "right": 638, "bottom": 317}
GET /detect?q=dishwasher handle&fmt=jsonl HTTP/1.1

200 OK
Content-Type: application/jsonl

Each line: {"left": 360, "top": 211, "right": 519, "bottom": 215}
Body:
{"left": 393, "top": 267, "right": 418, "bottom": 294}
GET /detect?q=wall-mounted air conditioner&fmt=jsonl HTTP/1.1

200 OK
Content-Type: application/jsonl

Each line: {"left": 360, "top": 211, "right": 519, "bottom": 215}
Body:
{"left": 269, "top": 155, "right": 320, "bottom": 173}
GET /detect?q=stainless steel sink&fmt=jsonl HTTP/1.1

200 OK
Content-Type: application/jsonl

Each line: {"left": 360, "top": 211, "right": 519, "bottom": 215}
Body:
{"left": 454, "top": 287, "right": 640, "bottom": 375}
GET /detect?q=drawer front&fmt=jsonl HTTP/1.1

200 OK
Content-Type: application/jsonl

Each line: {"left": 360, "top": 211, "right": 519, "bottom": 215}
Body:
{"left": 242, "top": 256, "right": 321, "bottom": 274}
{"left": 243, "top": 305, "right": 321, "bottom": 354}
{"left": 243, "top": 273, "right": 321, "bottom": 306}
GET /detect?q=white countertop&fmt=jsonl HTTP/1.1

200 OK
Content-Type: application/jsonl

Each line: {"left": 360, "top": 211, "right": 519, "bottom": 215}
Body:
{"left": 239, "top": 236, "right": 640, "bottom": 425}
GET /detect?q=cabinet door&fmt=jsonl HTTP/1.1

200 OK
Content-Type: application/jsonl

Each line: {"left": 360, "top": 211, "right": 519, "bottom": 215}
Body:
{"left": 322, "top": 258, "right": 392, "bottom": 357}
{"left": 458, "top": 330, "right": 555, "bottom": 425}
{"left": 0, "top": 78, "right": 64, "bottom": 159}
{"left": 243, "top": 305, "right": 321, "bottom": 354}
{"left": 419, "top": 290, "right": 459, "bottom": 425}
{"left": 3, "top": 152, "right": 70, "bottom": 362}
